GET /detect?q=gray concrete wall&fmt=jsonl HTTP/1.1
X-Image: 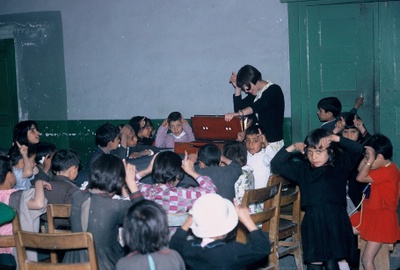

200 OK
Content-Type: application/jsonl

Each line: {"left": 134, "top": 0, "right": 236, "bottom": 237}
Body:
{"left": 0, "top": 0, "right": 290, "bottom": 120}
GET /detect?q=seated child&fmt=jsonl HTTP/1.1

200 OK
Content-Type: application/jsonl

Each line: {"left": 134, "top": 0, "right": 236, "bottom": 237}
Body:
{"left": 124, "top": 123, "right": 157, "bottom": 159}
{"left": 0, "top": 155, "right": 50, "bottom": 265}
{"left": 169, "top": 193, "right": 271, "bottom": 269}
{"left": 333, "top": 112, "right": 371, "bottom": 144}
{"left": 8, "top": 143, "right": 38, "bottom": 190}
{"left": 63, "top": 154, "right": 143, "bottom": 268}
{"left": 87, "top": 122, "right": 120, "bottom": 168}
{"left": 136, "top": 151, "right": 217, "bottom": 214}
{"left": 33, "top": 141, "right": 56, "bottom": 183}
{"left": 222, "top": 141, "right": 256, "bottom": 206}
{"left": 350, "top": 134, "right": 400, "bottom": 269}
{"left": 116, "top": 200, "right": 185, "bottom": 270}
{"left": 155, "top": 112, "right": 195, "bottom": 149}
{"left": 129, "top": 116, "right": 155, "bottom": 146}
{"left": 317, "top": 96, "right": 363, "bottom": 132}
{"left": 193, "top": 143, "right": 241, "bottom": 201}
{"left": 244, "top": 125, "right": 275, "bottom": 188}
{"left": 111, "top": 124, "right": 137, "bottom": 159}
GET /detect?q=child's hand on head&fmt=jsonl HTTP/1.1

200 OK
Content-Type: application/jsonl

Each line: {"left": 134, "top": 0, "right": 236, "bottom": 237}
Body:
{"left": 162, "top": 119, "right": 168, "bottom": 127}
{"left": 293, "top": 142, "right": 307, "bottom": 154}
{"left": 236, "top": 131, "right": 245, "bottom": 142}
{"left": 181, "top": 116, "right": 188, "bottom": 125}
{"left": 363, "top": 146, "right": 375, "bottom": 163}
{"left": 318, "top": 134, "right": 339, "bottom": 149}
{"left": 139, "top": 118, "right": 146, "bottom": 128}
{"left": 257, "top": 128, "right": 268, "bottom": 148}
{"left": 333, "top": 117, "right": 345, "bottom": 134}
{"left": 353, "top": 116, "right": 364, "bottom": 130}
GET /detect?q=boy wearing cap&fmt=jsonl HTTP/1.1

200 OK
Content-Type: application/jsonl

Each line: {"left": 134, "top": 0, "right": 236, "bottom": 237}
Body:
{"left": 169, "top": 194, "right": 270, "bottom": 270}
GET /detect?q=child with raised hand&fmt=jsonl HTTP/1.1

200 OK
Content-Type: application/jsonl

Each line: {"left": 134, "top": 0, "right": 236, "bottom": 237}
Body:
{"left": 244, "top": 125, "right": 275, "bottom": 188}
{"left": 8, "top": 142, "right": 38, "bottom": 190}
{"left": 0, "top": 155, "right": 51, "bottom": 264}
{"left": 155, "top": 112, "right": 195, "bottom": 149}
{"left": 136, "top": 151, "right": 217, "bottom": 214}
{"left": 332, "top": 112, "right": 371, "bottom": 144}
{"left": 271, "top": 128, "right": 363, "bottom": 270}
{"left": 350, "top": 134, "right": 400, "bottom": 270}
{"left": 116, "top": 200, "right": 185, "bottom": 270}
{"left": 63, "top": 154, "right": 143, "bottom": 269}
{"left": 33, "top": 141, "right": 56, "bottom": 183}
{"left": 169, "top": 193, "right": 270, "bottom": 270}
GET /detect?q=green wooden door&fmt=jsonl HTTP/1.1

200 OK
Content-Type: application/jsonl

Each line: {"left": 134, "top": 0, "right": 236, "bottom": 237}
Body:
{"left": 378, "top": 1, "right": 400, "bottom": 164}
{"left": 306, "top": 3, "right": 375, "bottom": 133}
{"left": 0, "top": 39, "right": 18, "bottom": 150}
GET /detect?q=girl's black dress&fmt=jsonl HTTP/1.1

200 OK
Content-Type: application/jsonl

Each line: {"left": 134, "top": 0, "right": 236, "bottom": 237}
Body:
{"left": 271, "top": 137, "right": 363, "bottom": 264}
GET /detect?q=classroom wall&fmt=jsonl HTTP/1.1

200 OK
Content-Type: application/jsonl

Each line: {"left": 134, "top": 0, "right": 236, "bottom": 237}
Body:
{"left": 0, "top": 0, "right": 290, "bottom": 120}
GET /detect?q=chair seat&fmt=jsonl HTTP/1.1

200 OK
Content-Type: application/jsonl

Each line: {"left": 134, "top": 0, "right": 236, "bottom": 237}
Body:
{"left": 279, "top": 218, "right": 297, "bottom": 239}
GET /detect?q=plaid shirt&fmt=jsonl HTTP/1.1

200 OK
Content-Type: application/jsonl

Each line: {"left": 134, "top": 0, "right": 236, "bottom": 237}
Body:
{"left": 137, "top": 176, "right": 217, "bottom": 214}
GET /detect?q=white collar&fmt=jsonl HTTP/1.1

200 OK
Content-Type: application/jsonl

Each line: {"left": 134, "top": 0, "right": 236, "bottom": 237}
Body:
{"left": 253, "top": 81, "right": 274, "bottom": 102}
{"left": 172, "top": 130, "right": 186, "bottom": 139}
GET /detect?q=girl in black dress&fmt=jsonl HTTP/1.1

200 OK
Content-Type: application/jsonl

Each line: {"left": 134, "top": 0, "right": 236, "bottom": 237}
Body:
{"left": 271, "top": 128, "right": 363, "bottom": 270}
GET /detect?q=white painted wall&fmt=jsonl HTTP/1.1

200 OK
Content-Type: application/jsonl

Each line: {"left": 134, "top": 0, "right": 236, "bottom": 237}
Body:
{"left": 0, "top": 0, "right": 290, "bottom": 120}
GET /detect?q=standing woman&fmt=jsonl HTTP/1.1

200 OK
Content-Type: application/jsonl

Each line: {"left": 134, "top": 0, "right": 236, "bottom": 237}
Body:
{"left": 13, "top": 120, "right": 41, "bottom": 146}
{"left": 224, "top": 65, "right": 285, "bottom": 153}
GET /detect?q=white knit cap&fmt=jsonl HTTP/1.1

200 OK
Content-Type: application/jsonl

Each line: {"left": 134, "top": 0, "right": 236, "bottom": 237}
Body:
{"left": 190, "top": 194, "right": 238, "bottom": 238}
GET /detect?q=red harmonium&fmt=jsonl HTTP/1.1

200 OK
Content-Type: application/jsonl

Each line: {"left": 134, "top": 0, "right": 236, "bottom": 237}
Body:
{"left": 174, "top": 115, "right": 243, "bottom": 154}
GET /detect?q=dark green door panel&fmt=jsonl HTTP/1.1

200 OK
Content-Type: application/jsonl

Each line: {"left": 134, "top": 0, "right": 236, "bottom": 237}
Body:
{"left": 0, "top": 39, "right": 18, "bottom": 149}
{"left": 306, "top": 3, "right": 374, "bottom": 133}
{"left": 378, "top": 1, "right": 400, "bottom": 164}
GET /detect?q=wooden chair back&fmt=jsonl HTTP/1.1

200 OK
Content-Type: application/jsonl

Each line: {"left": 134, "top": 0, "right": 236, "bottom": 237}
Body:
{"left": 236, "top": 181, "right": 282, "bottom": 269}
{"left": 268, "top": 174, "right": 304, "bottom": 270}
{"left": 46, "top": 204, "right": 72, "bottom": 234}
{"left": 0, "top": 208, "right": 21, "bottom": 248}
{"left": 15, "top": 231, "right": 98, "bottom": 270}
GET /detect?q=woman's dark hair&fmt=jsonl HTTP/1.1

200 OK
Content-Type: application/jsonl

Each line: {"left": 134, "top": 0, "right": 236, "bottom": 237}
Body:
{"left": 222, "top": 140, "right": 247, "bottom": 166}
{"left": 13, "top": 120, "right": 39, "bottom": 146}
{"left": 197, "top": 143, "right": 221, "bottom": 167}
{"left": 88, "top": 154, "right": 125, "bottom": 195}
{"left": 123, "top": 200, "right": 169, "bottom": 254}
{"left": 152, "top": 151, "right": 185, "bottom": 184}
{"left": 0, "top": 156, "right": 13, "bottom": 185}
{"left": 167, "top": 112, "right": 182, "bottom": 123}
{"left": 7, "top": 144, "right": 36, "bottom": 166}
{"left": 51, "top": 149, "right": 80, "bottom": 173}
{"left": 35, "top": 142, "right": 56, "bottom": 164}
{"left": 364, "top": 134, "right": 393, "bottom": 160}
{"left": 304, "top": 128, "right": 341, "bottom": 164}
{"left": 236, "top": 65, "right": 262, "bottom": 91}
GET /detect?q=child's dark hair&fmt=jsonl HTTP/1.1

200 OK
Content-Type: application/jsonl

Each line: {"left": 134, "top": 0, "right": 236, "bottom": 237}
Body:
{"left": 0, "top": 156, "right": 13, "bottom": 185}
{"left": 88, "top": 154, "right": 125, "bottom": 195}
{"left": 317, "top": 97, "right": 342, "bottom": 118}
{"left": 152, "top": 151, "right": 185, "bottom": 184}
{"left": 35, "top": 142, "right": 56, "bottom": 164}
{"left": 245, "top": 124, "right": 266, "bottom": 137}
{"left": 222, "top": 141, "right": 247, "bottom": 166}
{"left": 167, "top": 112, "right": 182, "bottom": 123}
{"left": 304, "top": 128, "right": 340, "bottom": 164}
{"left": 51, "top": 149, "right": 80, "bottom": 173}
{"left": 197, "top": 143, "right": 221, "bottom": 167}
{"left": 13, "top": 120, "right": 39, "bottom": 146}
{"left": 236, "top": 65, "right": 262, "bottom": 91}
{"left": 95, "top": 122, "right": 119, "bottom": 147}
{"left": 364, "top": 134, "right": 393, "bottom": 160}
{"left": 123, "top": 200, "right": 169, "bottom": 254}
{"left": 7, "top": 144, "right": 36, "bottom": 166}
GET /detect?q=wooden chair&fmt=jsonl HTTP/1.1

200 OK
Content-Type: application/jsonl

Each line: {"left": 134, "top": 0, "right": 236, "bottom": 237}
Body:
{"left": 236, "top": 181, "right": 282, "bottom": 269}
{"left": 15, "top": 231, "right": 98, "bottom": 270}
{"left": 0, "top": 208, "right": 21, "bottom": 269}
{"left": 46, "top": 204, "right": 72, "bottom": 234}
{"left": 42, "top": 204, "right": 72, "bottom": 263}
{"left": 268, "top": 174, "right": 304, "bottom": 270}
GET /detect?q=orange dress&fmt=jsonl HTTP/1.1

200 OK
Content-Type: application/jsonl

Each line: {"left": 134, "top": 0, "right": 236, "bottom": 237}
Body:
{"left": 350, "top": 163, "right": 400, "bottom": 243}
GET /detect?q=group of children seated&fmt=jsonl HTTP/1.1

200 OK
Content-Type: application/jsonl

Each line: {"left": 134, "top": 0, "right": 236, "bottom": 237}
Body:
{"left": 0, "top": 95, "right": 399, "bottom": 270}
